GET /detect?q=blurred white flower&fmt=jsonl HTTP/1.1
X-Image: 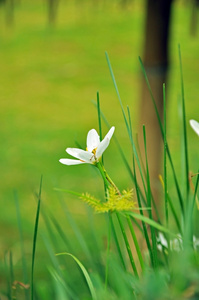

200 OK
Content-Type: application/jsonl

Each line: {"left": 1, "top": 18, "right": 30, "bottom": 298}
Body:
{"left": 157, "top": 233, "right": 182, "bottom": 252}
{"left": 59, "top": 127, "right": 115, "bottom": 166}
{"left": 190, "top": 119, "right": 199, "bottom": 136}
{"left": 193, "top": 235, "right": 199, "bottom": 250}
{"left": 157, "top": 233, "right": 199, "bottom": 252}
{"left": 157, "top": 233, "right": 168, "bottom": 251}
{"left": 170, "top": 234, "right": 183, "bottom": 252}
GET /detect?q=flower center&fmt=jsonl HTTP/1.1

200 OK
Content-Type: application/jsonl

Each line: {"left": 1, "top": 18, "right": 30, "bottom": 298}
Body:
{"left": 92, "top": 148, "right": 97, "bottom": 155}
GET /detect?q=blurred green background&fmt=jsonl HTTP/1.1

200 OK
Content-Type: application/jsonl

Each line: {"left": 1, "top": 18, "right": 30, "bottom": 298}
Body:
{"left": 0, "top": 0, "right": 198, "bottom": 281}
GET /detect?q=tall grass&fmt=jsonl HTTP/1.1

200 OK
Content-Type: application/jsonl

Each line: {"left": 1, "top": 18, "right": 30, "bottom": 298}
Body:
{"left": 1, "top": 49, "right": 198, "bottom": 300}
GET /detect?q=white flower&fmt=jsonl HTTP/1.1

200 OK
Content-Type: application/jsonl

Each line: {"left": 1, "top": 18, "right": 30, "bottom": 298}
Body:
{"left": 157, "top": 233, "right": 168, "bottom": 251}
{"left": 59, "top": 126, "right": 115, "bottom": 166}
{"left": 190, "top": 119, "right": 199, "bottom": 136}
{"left": 157, "top": 233, "right": 183, "bottom": 252}
{"left": 193, "top": 235, "right": 199, "bottom": 250}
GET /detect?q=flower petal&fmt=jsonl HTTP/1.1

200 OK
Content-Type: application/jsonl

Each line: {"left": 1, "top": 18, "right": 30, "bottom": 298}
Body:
{"left": 96, "top": 137, "right": 109, "bottom": 159}
{"left": 87, "top": 129, "right": 100, "bottom": 152}
{"left": 66, "top": 148, "right": 93, "bottom": 163}
{"left": 96, "top": 126, "right": 115, "bottom": 159}
{"left": 190, "top": 119, "right": 199, "bottom": 136}
{"left": 59, "top": 159, "right": 86, "bottom": 165}
{"left": 104, "top": 126, "right": 115, "bottom": 141}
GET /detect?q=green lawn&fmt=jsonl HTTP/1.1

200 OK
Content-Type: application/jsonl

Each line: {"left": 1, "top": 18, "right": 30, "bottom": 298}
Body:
{"left": 0, "top": 0, "right": 198, "bottom": 292}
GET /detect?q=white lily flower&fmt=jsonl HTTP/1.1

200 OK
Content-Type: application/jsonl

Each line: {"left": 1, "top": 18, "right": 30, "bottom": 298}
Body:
{"left": 190, "top": 119, "right": 199, "bottom": 136}
{"left": 59, "top": 126, "right": 115, "bottom": 166}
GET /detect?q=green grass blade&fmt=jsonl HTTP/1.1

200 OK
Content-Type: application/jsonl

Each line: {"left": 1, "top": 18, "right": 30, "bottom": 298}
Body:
{"left": 56, "top": 252, "right": 98, "bottom": 300}
{"left": 14, "top": 191, "right": 29, "bottom": 300}
{"left": 116, "top": 212, "right": 138, "bottom": 277}
{"left": 109, "top": 213, "right": 126, "bottom": 271}
{"left": 9, "top": 251, "right": 14, "bottom": 289}
{"left": 49, "top": 268, "right": 70, "bottom": 300}
{"left": 191, "top": 173, "right": 199, "bottom": 215}
{"left": 57, "top": 193, "right": 93, "bottom": 262}
{"left": 139, "top": 56, "right": 184, "bottom": 217}
{"left": 41, "top": 207, "right": 60, "bottom": 251}
{"left": 105, "top": 51, "right": 128, "bottom": 129}
{"left": 163, "top": 84, "right": 168, "bottom": 226}
{"left": 143, "top": 125, "right": 158, "bottom": 268}
{"left": 132, "top": 154, "right": 153, "bottom": 264}
{"left": 105, "top": 52, "right": 147, "bottom": 197}
{"left": 184, "top": 173, "right": 199, "bottom": 245}
{"left": 126, "top": 215, "right": 144, "bottom": 271}
{"left": 50, "top": 214, "right": 73, "bottom": 251}
{"left": 178, "top": 44, "right": 190, "bottom": 201}
{"left": 97, "top": 91, "right": 102, "bottom": 141}
{"left": 31, "top": 176, "right": 42, "bottom": 300}
{"left": 54, "top": 187, "right": 83, "bottom": 198}
{"left": 4, "top": 251, "right": 12, "bottom": 300}
{"left": 42, "top": 234, "right": 76, "bottom": 299}
{"left": 105, "top": 215, "right": 111, "bottom": 290}
{"left": 126, "top": 211, "right": 171, "bottom": 235}
{"left": 127, "top": 106, "right": 159, "bottom": 219}
{"left": 167, "top": 193, "right": 182, "bottom": 233}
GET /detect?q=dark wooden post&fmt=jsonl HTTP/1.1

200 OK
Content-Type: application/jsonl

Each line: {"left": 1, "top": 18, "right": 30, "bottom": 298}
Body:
{"left": 138, "top": 0, "right": 173, "bottom": 208}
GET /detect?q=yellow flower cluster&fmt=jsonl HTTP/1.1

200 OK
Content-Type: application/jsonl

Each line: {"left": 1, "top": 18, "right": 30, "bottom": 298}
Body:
{"left": 80, "top": 187, "right": 135, "bottom": 213}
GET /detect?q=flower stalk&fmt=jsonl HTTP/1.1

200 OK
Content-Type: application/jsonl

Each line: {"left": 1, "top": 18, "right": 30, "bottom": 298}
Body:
{"left": 96, "top": 160, "right": 139, "bottom": 277}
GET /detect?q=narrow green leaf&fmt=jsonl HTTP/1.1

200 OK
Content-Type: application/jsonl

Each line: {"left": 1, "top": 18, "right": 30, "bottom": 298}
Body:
{"left": 132, "top": 154, "right": 153, "bottom": 264}
{"left": 31, "top": 176, "right": 42, "bottom": 300}
{"left": 126, "top": 215, "right": 144, "bottom": 271}
{"left": 109, "top": 213, "right": 126, "bottom": 271}
{"left": 4, "top": 251, "right": 12, "bottom": 300}
{"left": 163, "top": 84, "right": 168, "bottom": 226}
{"left": 116, "top": 213, "right": 139, "bottom": 277}
{"left": 57, "top": 193, "right": 93, "bottom": 262}
{"left": 105, "top": 52, "right": 147, "bottom": 198}
{"left": 139, "top": 56, "right": 184, "bottom": 217}
{"left": 54, "top": 187, "right": 83, "bottom": 198}
{"left": 105, "top": 214, "right": 111, "bottom": 290}
{"left": 56, "top": 252, "right": 97, "bottom": 300}
{"left": 178, "top": 44, "right": 189, "bottom": 201}
{"left": 14, "top": 191, "right": 29, "bottom": 300}
{"left": 42, "top": 234, "right": 76, "bottom": 299}
{"left": 167, "top": 193, "right": 182, "bottom": 233}
{"left": 126, "top": 211, "right": 171, "bottom": 235}
{"left": 142, "top": 126, "right": 158, "bottom": 268}
{"left": 97, "top": 91, "right": 102, "bottom": 141}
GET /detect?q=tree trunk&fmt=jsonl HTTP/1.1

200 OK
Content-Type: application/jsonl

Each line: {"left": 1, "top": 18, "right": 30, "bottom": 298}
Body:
{"left": 138, "top": 0, "right": 173, "bottom": 212}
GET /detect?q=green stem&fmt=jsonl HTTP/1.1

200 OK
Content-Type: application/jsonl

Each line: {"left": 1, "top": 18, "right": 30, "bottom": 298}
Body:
{"left": 109, "top": 213, "right": 126, "bottom": 270}
{"left": 105, "top": 214, "right": 111, "bottom": 289}
{"left": 116, "top": 212, "right": 139, "bottom": 277}
{"left": 96, "top": 162, "right": 110, "bottom": 190}
{"left": 96, "top": 162, "right": 121, "bottom": 195}
{"left": 126, "top": 215, "right": 144, "bottom": 271}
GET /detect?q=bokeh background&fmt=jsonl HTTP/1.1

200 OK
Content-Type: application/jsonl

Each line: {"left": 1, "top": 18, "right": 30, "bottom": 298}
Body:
{"left": 0, "top": 0, "right": 198, "bottom": 292}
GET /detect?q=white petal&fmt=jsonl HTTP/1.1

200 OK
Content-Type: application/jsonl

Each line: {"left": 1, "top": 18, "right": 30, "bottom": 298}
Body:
{"left": 157, "top": 233, "right": 168, "bottom": 248}
{"left": 87, "top": 129, "right": 100, "bottom": 152}
{"left": 66, "top": 148, "right": 93, "bottom": 162}
{"left": 190, "top": 119, "right": 199, "bottom": 136}
{"left": 59, "top": 159, "right": 86, "bottom": 165}
{"left": 96, "top": 126, "right": 115, "bottom": 159}
{"left": 96, "top": 137, "right": 110, "bottom": 159}
{"left": 104, "top": 126, "right": 115, "bottom": 141}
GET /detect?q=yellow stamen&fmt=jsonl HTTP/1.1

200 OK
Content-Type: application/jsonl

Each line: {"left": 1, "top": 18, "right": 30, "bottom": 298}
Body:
{"left": 92, "top": 148, "right": 97, "bottom": 155}
{"left": 86, "top": 147, "right": 97, "bottom": 155}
